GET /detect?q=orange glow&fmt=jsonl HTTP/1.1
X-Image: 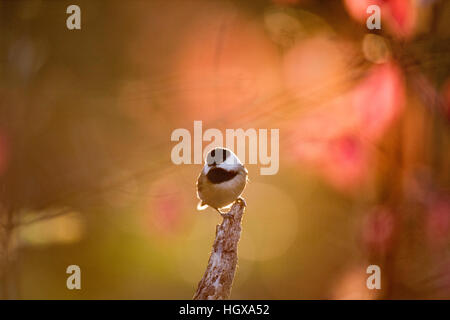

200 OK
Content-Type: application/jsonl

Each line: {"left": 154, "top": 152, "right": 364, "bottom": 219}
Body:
{"left": 282, "top": 37, "right": 350, "bottom": 104}
{"left": 331, "top": 265, "right": 380, "bottom": 299}
{"left": 0, "top": 0, "right": 448, "bottom": 300}
{"left": 174, "top": 9, "right": 282, "bottom": 123}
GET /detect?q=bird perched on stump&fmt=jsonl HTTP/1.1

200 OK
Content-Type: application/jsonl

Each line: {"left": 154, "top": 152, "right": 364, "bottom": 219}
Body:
{"left": 196, "top": 147, "right": 248, "bottom": 216}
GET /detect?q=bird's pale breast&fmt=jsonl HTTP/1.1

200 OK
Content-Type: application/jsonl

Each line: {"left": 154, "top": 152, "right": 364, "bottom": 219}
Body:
{"left": 197, "top": 168, "right": 246, "bottom": 209}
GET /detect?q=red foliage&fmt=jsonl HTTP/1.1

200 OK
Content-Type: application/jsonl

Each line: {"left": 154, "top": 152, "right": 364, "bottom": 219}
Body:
{"left": 426, "top": 197, "right": 450, "bottom": 248}
{"left": 362, "top": 207, "right": 396, "bottom": 255}
{"left": 290, "top": 62, "right": 405, "bottom": 191}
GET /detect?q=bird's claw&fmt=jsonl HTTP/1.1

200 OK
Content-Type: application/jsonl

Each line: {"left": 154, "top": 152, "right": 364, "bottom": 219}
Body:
{"left": 236, "top": 197, "right": 247, "bottom": 207}
{"left": 215, "top": 198, "right": 246, "bottom": 218}
{"left": 215, "top": 207, "right": 231, "bottom": 218}
{"left": 220, "top": 212, "right": 234, "bottom": 219}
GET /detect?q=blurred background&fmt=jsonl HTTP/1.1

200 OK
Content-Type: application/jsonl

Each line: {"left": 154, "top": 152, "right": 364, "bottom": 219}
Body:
{"left": 0, "top": 0, "right": 449, "bottom": 299}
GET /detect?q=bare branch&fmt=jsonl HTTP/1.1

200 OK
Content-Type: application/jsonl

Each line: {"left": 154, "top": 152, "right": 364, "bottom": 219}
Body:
{"left": 193, "top": 199, "right": 246, "bottom": 300}
{"left": 18, "top": 208, "right": 73, "bottom": 228}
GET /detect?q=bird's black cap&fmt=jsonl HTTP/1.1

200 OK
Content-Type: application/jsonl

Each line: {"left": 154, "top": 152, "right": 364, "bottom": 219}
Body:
{"left": 206, "top": 148, "right": 231, "bottom": 166}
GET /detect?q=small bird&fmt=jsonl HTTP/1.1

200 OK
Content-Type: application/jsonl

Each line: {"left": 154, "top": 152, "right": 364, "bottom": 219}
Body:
{"left": 196, "top": 147, "right": 248, "bottom": 216}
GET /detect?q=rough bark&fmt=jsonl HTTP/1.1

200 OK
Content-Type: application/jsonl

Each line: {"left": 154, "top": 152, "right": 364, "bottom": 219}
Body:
{"left": 193, "top": 198, "right": 246, "bottom": 300}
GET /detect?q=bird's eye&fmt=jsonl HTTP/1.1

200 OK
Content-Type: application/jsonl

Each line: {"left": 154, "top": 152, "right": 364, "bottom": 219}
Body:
{"left": 223, "top": 150, "right": 228, "bottom": 160}
{"left": 206, "top": 148, "right": 229, "bottom": 165}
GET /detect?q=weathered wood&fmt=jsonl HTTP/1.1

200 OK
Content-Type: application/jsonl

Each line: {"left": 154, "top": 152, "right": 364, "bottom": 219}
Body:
{"left": 193, "top": 199, "right": 246, "bottom": 300}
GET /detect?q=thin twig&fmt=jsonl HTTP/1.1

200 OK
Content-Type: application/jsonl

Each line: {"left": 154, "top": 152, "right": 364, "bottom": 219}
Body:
{"left": 18, "top": 208, "right": 73, "bottom": 227}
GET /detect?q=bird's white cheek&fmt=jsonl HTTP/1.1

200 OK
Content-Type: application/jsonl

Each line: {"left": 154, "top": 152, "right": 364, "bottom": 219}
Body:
{"left": 217, "top": 163, "right": 241, "bottom": 172}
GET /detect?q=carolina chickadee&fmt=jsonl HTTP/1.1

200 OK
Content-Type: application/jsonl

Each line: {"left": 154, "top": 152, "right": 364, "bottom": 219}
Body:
{"left": 196, "top": 147, "right": 248, "bottom": 216}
